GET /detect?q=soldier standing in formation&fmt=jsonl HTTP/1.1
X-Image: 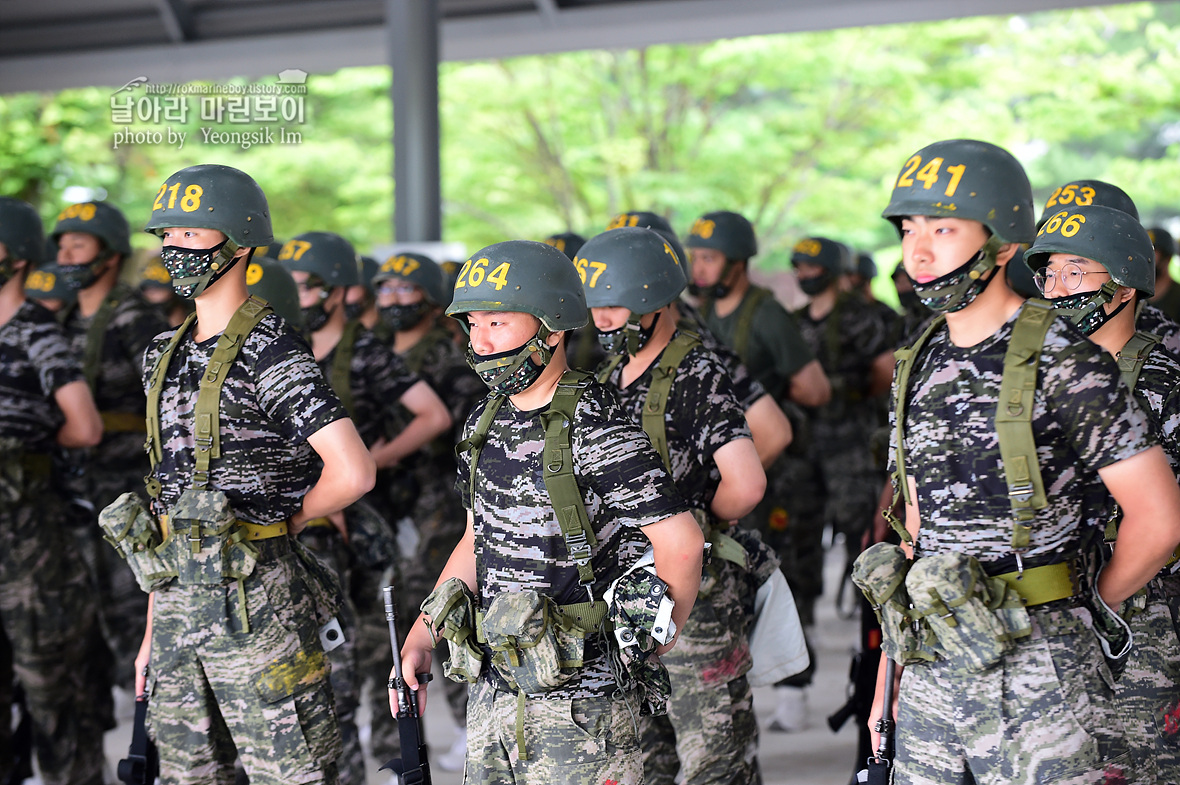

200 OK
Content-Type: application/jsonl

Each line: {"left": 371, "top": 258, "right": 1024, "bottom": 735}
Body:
{"left": 124, "top": 164, "right": 376, "bottom": 785}
{"left": 867, "top": 138, "right": 1180, "bottom": 784}
{"left": 394, "top": 240, "right": 706, "bottom": 785}
{"left": 0, "top": 196, "right": 105, "bottom": 785}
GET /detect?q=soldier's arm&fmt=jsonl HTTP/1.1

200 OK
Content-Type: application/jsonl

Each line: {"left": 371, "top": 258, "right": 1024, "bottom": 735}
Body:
{"left": 1096, "top": 445, "right": 1180, "bottom": 605}
{"left": 394, "top": 510, "right": 478, "bottom": 716}
{"left": 292, "top": 418, "right": 376, "bottom": 533}
{"left": 643, "top": 511, "right": 705, "bottom": 654}
{"left": 134, "top": 592, "right": 154, "bottom": 696}
{"left": 744, "top": 394, "right": 792, "bottom": 468}
{"left": 788, "top": 359, "right": 831, "bottom": 408}
{"left": 710, "top": 438, "right": 766, "bottom": 520}
{"left": 370, "top": 379, "right": 452, "bottom": 469}
{"left": 53, "top": 379, "right": 102, "bottom": 447}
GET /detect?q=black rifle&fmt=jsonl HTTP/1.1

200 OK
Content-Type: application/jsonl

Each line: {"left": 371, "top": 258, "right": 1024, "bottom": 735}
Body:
{"left": 863, "top": 656, "right": 896, "bottom": 785}
{"left": 117, "top": 675, "right": 159, "bottom": 785}
{"left": 380, "top": 585, "right": 432, "bottom": 785}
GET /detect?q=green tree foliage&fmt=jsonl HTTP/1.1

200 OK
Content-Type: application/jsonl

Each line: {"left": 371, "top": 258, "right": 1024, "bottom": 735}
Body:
{"left": 2, "top": 2, "right": 1180, "bottom": 268}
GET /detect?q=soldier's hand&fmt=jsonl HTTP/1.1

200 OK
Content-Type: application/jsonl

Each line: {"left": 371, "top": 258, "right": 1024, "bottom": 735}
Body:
{"left": 390, "top": 645, "right": 432, "bottom": 717}
{"left": 134, "top": 635, "right": 151, "bottom": 697}
{"left": 328, "top": 510, "right": 349, "bottom": 543}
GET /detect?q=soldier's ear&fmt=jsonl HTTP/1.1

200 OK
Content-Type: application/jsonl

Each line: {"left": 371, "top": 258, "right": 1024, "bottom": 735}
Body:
{"left": 994, "top": 243, "right": 1020, "bottom": 267}
{"left": 545, "top": 330, "right": 564, "bottom": 348}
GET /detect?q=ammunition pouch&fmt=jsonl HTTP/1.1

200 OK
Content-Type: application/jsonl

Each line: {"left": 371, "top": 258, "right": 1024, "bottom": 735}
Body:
{"left": 604, "top": 547, "right": 676, "bottom": 716}
{"left": 479, "top": 590, "right": 598, "bottom": 697}
{"left": 851, "top": 543, "right": 932, "bottom": 665}
{"left": 165, "top": 489, "right": 258, "bottom": 588}
{"left": 905, "top": 552, "right": 1031, "bottom": 673}
{"left": 98, "top": 492, "right": 178, "bottom": 593}
{"left": 421, "top": 577, "right": 483, "bottom": 684}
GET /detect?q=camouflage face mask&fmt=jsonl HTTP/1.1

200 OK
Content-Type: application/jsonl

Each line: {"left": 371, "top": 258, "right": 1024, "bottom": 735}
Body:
{"left": 910, "top": 237, "right": 1002, "bottom": 314}
{"left": 1049, "top": 281, "right": 1124, "bottom": 336}
{"left": 380, "top": 302, "right": 430, "bottom": 332}
{"left": 466, "top": 329, "right": 553, "bottom": 396}
{"left": 160, "top": 239, "right": 238, "bottom": 299}
{"left": 56, "top": 253, "right": 110, "bottom": 292}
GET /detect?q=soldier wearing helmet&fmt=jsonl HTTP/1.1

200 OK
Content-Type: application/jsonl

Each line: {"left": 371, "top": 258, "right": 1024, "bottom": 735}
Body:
{"left": 583, "top": 227, "right": 792, "bottom": 785}
{"left": 543, "top": 230, "right": 605, "bottom": 372}
{"left": 866, "top": 140, "right": 1180, "bottom": 785}
{"left": 51, "top": 200, "right": 171, "bottom": 694}
{"left": 138, "top": 253, "right": 191, "bottom": 327}
{"left": 343, "top": 254, "right": 380, "bottom": 329}
{"left": 122, "top": 164, "right": 377, "bottom": 785}
{"left": 1029, "top": 204, "right": 1180, "bottom": 784}
{"left": 280, "top": 231, "right": 451, "bottom": 785}
{"left": 0, "top": 196, "right": 105, "bottom": 785}
{"left": 393, "top": 239, "right": 705, "bottom": 785}
{"left": 365, "top": 249, "right": 482, "bottom": 771}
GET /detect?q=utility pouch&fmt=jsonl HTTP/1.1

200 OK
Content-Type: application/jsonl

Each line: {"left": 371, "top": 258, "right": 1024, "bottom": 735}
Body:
{"left": 98, "top": 492, "right": 177, "bottom": 593}
{"left": 905, "top": 552, "right": 1030, "bottom": 673}
{"left": 167, "top": 489, "right": 256, "bottom": 586}
{"left": 851, "top": 543, "right": 929, "bottom": 664}
{"left": 605, "top": 547, "right": 676, "bottom": 716}
{"left": 482, "top": 589, "right": 585, "bottom": 696}
{"left": 1087, "top": 579, "right": 1133, "bottom": 680}
{"left": 421, "top": 577, "right": 483, "bottom": 684}
{"left": 290, "top": 539, "right": 344, "bottom": 627}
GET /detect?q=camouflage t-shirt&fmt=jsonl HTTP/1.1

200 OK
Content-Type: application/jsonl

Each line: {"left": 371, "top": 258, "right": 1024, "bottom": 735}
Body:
{"left": 601, "top": 336, "right": 752, "bottom": 511}
{"left": 61, "top": 285, "right": 168, "bottom": 466}
{"left": 892, "top": 305, "right": 1155, "bottom": 573}
{"left": 796, "top": 291, "right": 896, "bottom": 422}
{"left": 317, "top": 326, "right": 418, "bottom": 448}
{"left": 699, "top": 287, "right": 814, "bottom": 400}
{"left": 1127, "top": 344, "right": 1180, "bottom": 469}
{"left": 678, "top": 301, "right": 767, "bottom": 411}
{"left": 400, "top": 326, "right": 484, "bottom": 435}
{"left": 0, "top": 301, "right": 81, "bottom": 452}
{"left": 456, "top": 379, "right": 688, "bottom": 698}
{"left": 1136, "top": 302, "right": 1180, "bottom": 357}
{"left": 143, "top": 311, "right": 348, "bottom": 524}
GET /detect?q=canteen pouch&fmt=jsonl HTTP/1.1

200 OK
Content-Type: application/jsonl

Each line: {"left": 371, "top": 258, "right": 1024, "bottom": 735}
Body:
{"left": 482, "top": 589, "right": 585, "bottom": 696}
{"left": 421, "top": 577, "right": 484, "bottom": 684}
{"left": 851, "top": 543, "right": 929, "bottom": 664}
{"left": 167, "top": 489, "right": 256, "bottom": 586}
{"left": 905, "top": 551, "right": 1031, "bottom": 673}
{"left": 98, "top": 492, "right": 177, "bottom": 592}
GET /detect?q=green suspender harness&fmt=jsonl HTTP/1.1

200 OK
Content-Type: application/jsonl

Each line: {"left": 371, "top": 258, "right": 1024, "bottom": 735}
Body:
{"left": 701, "top": 286, "right": 771, "bottom": 363}
{"left": 143, "top": 296, "right": 278, "bottom": 628}
{"left": 69, "top": 284, "right": 147, "bottom": 433}
{"left": 889, "top": 299, "right": 1076, "bottom": 605}
{"left": 327, "top": 318, "right": 362, "bottom": 417}
{"left": 455, "top": 370, "right": 609, "bottom": 756}
{"left": 1117, "top": 331, "right": 1162, "bottom": 391}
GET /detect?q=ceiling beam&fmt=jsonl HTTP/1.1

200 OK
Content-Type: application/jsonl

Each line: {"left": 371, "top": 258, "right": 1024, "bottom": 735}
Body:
{"left": 154, "top": 0, "right": 195, "bottom": 42}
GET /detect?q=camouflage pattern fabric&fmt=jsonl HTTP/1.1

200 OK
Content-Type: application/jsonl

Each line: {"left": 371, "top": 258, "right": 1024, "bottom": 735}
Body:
{"left": 148, "top": 542, "right": 342, "bottom": 785}
{"left": 61, "top": 285, "right": 167, "bottom": 689}
{"left": 456, "top": 379, "right": 688, "bottom": 701}
{"left": 315, "top": 325, "right": 418, "bottom": 447}
{"left": 893, "top": 308, "right": 1154, "bottom": 572}
{"left": 0, "top": 302, "right": 76, "bottom": 452}
{"left": 676, "top": 301, "right": 768, "bottom": 412}
{"left": 893, "top": 603, "right": 1137, "bottom": 785}
{"left": 1, "top": 303, "right": 106, "bottom": 785}
{"left": 464, "top": 678, "right": 643, "bottom": 785}
{"left": 1118, "top": 578, "right": 1180, "bottom": 784}
{"left": 1127, "top": 344, "right": 1180, "bottom": 465}
{"left": 295, "top": 525, "right": 363, "bottom": 785}
{"left": 142, "top": 312, "right": 347, "bottom": 523}
{"left": 1152, "top": 284, "right": 1180, "bottom": 328}
{"left": 599, "top": 336, "right": 752, "bottom": 511}
{"left": 1136, "top": 302, "right": 1180, "bottom": 357}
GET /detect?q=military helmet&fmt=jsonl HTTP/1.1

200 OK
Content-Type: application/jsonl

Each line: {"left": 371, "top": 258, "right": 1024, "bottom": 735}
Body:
{"left": 882, "top": 139, "right": 1035, "bottom": 244}
{"left": 1149, "top": 227, "right": 1176, "bottom": 262}
{"left": 24, "top": 263, "right": 76, "bottom": 302}
{"left": 143, "top": 164, "right": 273, "bottom": 247}
{"left": 609, "top": 211, "right": 687, "bottom": 270}
{"left": 1025, "top": 204, "right": 1155, "bottom": 296}
{"left": 685, "top": 210, "right": 757, "bottom": 260}
{"left": 0, "top": 196, "right": 45, "bottom": 267}
{"left": 138, "top": 255, "right": 173, "bottom": 291}
{"left": 1005, "top": 247, "right": 1041, "bottom": 300}
{"left": 543, "top": 232, "right": 586, "bottom": 261}
{"left": 266, "top": 241, "right": 285, "bottom": 259}
{"left": 374, "top": 251, "right": 448, "bottom": 306}
{"left": 1037, "top": 180, "right": 1138, "bottom": 229}
{"left": 278, "top": 231, "right": 359, "bottom": 288}
{"left": 439, "top": 261, "right": 462, "bottom": 307}
{"left": 358, "top": 255, "right": 380, "bottom": 294}
{"left": 445, "top": 240, "right": 588, "bottom": 331}
{"left": 51, "top": 201, "right": 132, "bottom": 256}
{"left": 790, "top": 237, "right": 845, "bottom": 275}
{"left": 246, "top": 256, "right": 304, "bottom": 327}
{"left": 856, "top": 252, "right": 877, "bottom": 280}
{"left": 578, "top": 227, "right": 687, "bottom": 313}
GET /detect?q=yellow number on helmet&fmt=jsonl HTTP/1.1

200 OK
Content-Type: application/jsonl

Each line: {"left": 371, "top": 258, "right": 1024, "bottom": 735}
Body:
{"left": 246, "top": 263, "right": 264, "bottom": 286}
{"left": 691, "top": 219, "right": 716, "bottom": 239}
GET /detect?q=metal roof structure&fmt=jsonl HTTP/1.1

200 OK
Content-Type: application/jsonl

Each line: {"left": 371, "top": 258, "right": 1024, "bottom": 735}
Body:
{"left": 0, "top": 0, "right": 1137, "bottom": 94}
